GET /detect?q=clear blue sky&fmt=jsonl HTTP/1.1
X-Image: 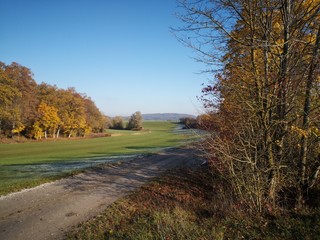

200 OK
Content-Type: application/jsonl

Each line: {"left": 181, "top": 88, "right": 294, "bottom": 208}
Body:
{"left": 1, "top": 0, "right": 206, "bottom": 116}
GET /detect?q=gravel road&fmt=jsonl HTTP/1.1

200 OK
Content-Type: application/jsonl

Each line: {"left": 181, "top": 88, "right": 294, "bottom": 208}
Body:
{"left": 0, "top": 147, "right": 200, "bottom": 240}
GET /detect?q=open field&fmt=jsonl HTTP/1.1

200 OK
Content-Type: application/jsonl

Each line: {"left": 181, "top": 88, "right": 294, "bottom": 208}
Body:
{"left": 0, "top": 121, "right": 196, "bottom": 196}
{"left": 0, "top": 122, "right": 184, "bottom": 165}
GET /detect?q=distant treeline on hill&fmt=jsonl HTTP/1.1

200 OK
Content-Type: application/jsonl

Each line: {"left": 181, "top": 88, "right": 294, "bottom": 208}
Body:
{"left": 141, "top": 113, "right": 217, "bottom": 131}
{"left": 0, "top": 61, "right": 108, "bottom": 139}
{"left": 142, "top": 113, "right": 196, "bottom": 121}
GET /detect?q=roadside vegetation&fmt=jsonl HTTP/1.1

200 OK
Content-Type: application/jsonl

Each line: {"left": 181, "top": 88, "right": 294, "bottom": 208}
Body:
{"left": 174, "top": 0, "right": 320, "bottom": 214}
{"left": 68, "top": 164, "right": 320, "bottom": 239}
{"left": 0, "top": 121, "right": 192, "bottom": 196}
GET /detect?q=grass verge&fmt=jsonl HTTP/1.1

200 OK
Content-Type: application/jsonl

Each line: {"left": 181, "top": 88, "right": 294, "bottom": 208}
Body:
{"left": 67, "top": 166, "right": 320, "bottom": 240}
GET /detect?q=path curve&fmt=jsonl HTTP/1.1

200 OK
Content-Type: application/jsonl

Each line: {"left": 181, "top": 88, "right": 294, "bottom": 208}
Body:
{"left": 0, "top": 147, "right": 200, "bottom": 240}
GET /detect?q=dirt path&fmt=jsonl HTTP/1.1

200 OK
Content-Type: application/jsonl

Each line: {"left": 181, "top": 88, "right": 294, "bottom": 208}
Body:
{"left": 0, "top": 147, "right": 201, "bottom": 240}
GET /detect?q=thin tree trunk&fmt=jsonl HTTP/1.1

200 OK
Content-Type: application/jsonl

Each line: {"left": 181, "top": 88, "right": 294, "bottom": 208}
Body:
{"left": 276, "top": 0, "right": 291, "bottom": 161}
{"left": 265, "top": 38, "right": 277, "bottom": 208}
{"left": 297, "top": 25, "right": 320, "bottom": 206}
{"left": 259, "top": 2, "right": 277, "bottom": 208}
{"left": 310, "top": 164, "right": 320, "bottom": 189}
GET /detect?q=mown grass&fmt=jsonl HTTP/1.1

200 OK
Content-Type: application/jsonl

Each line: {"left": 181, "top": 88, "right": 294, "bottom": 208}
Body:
{"left": 0, "top": 121, "right": 191, "bottom": 196}
{"left": 0, "top": 122, "right": 183, "bottom": 165}
{"left": 67, "top": 166, "right": 320, "bottom": 240}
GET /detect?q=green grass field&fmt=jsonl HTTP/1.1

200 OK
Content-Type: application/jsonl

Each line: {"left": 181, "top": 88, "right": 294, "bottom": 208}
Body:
{"left": 0, "top": 121, "right": 192, "bottom": 196}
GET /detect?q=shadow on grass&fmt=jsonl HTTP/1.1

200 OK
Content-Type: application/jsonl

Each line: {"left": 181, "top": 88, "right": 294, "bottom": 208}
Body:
{"left": 125, "top": 146, "right": 158, "bottom": 150}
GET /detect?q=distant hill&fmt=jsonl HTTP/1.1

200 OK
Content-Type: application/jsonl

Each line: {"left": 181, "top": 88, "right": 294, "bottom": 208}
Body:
{"left": 142, "top": 113, "right": 196, "bottom": 121}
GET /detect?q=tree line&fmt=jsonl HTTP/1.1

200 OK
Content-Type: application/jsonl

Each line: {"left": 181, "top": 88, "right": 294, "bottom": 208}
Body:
{"left": 0, "top": 62, "right": 108, "bottom": 139}
{"left": 179, "top": 115, "right": 216, "bottom": 130}
{"left": 177, "top": 0, "right": 320, "bottom": 211}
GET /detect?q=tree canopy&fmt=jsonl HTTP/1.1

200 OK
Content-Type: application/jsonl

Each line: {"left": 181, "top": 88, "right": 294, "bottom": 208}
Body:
{"left": 0, "top": 62, "right": 108, "bottom": 139}
{"left": 127, "top": 111, "right": 143, "bottom": 130}
{"left": 177, "top": 0, "right": 320, "bottom": 211}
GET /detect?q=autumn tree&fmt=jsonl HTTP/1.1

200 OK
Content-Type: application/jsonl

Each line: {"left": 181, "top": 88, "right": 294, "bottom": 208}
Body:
{"left": 5, "top": 62, "right": 38, "bottom": 137}
{"left": 83, "top": 97, "right": 106, "bottom": 133}
{"left": 196, "top": 114, "right": 216, "bottom": 131}
{"left": 34, "top": 102, "right": 60, "bottom": 139}
{"left": 59, "top": 88, "right": 88, "bottom": 138}
{"left": 104, "top": 115, "right": 112, "bottom": 129}
{"left": 0, "top": 62, "right": 21, "bottom": 137}
{"left": 0, "top": 61, "right": 108, "bottom": 139}
{"left": 176, "top": 0, "right": 320, "bottom": 211}
{"left": 111, "top": 116, "right": 125, "bottom": 130}
{"left": 127, "top": 111, "right": 143, "bottom": 130}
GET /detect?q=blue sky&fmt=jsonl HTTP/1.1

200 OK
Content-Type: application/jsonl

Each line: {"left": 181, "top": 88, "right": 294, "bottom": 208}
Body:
{"left": 1, "top": 0, "right": 206, "bottom": 116}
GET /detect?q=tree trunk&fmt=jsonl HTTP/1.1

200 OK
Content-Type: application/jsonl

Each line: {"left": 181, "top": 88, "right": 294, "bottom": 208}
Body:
{"left": 276, "top": 0, "right": 291, "bottom": 162}
{"left": 310, "top": 163, "right": 320, "bottom": 189}
{"left": 297, "top": 25, "right": 320, "bottom": 207}
{"left": 56, "top": 128, "right": 60, "bottom": 138}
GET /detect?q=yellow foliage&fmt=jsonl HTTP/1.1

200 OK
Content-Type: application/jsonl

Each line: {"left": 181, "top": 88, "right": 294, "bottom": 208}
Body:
{"left": 307, "top": 34, "right": 317, "bottom": 44}
{"left": 290, "top": 126, "right": 320, "bottom": 138}
{"left": 311, "top": 127, "right": 320, "bottom": 138}
{"left": 32, "top": 122, "right": 43, "bottom": 140}
{"left": 12, "top": 124, "right": 25, "bottom": 134}
{"left": 37, "top": 102, "right": 60, "bottom": 129}
{"left": 290, "top": 126, "right": 308, "bottom": 138}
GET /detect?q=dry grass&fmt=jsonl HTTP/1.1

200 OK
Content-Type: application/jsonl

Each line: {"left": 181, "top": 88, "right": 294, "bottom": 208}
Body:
{"left": 67, "top": 166, "right": 320, "bottom": 240}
